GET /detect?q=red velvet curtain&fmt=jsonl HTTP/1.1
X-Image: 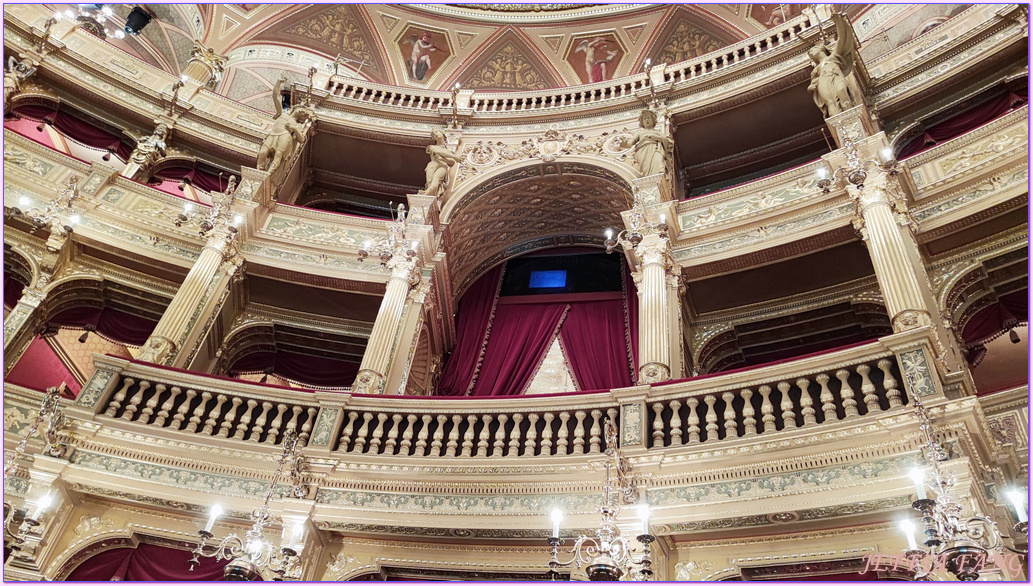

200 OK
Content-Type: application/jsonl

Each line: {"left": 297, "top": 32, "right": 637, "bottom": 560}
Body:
{"left": 560, "top": 300, "right": 634, "bottom": 391}
{"left": 962, "top": 289, "right": 1029, "bottom": 346}
{"left": 5, "top": 336, "right": 83, "bottom": 396}
{"left": 624, "top": 260, "right": 639, "bottom": 381}
{"left": 66, "top": 543, "right": 236, "bottom": 581}
{"left": 437, "top": 265, "right": 504, "bottom": 396}
{"left": 899, "top": 86, "right": 1027, "bottom": 158}
{"left": 48, "top": 306, "right": 158, "bottom": 347}
{"left": 230, "top": 349, "right": 361, "bottom": 387}
{"left": 12, "top": 105, "right": 134, "bottom": 160}
{"left": 468, "top": 303, "right": 568, "bottom": 397}
{"left": 155, "top": 166, "right": 231, "bottom": 193}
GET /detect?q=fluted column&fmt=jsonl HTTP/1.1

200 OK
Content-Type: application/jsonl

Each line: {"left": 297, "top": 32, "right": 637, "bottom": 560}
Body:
{"left": 137, "top": 232, "right": 240, "bottom": 367}
{"left": 354, "top": 254, "right": 419, "bottom": 394}
{"left": 634, "top": 235, "right": 673, "bottom": 383}
{"left": 182, "top": 40, "right": 227, "bottom": 87}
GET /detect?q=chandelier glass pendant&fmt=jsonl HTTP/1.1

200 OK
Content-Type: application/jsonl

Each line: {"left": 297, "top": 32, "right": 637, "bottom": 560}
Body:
{"left": 603, "top": 198, "right": 668, "bottom": 255}
{"left": 5, "top": 177, "right": 81, "bottom": 234}
{"left": 176, "top": 179, "right": 242, "bottom": 240}
{"left": 900, "top": 374, "right": 1029, "bottom": 580}
{"left": 53, "top": 4, "right": 124, "bottom": 39}
{"left": 546, "top": 418, "right": 656, "bottom": 581}
{"left": 358, "top": 203, "right": 419, "bottom": 266}
{"left": 187, "top": 431, "right": 308, "bottom": 581}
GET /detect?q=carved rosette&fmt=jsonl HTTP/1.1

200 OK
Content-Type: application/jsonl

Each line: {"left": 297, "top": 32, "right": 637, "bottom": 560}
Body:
{"left": 136, "top": 334, "right": 177, "bottom": 365}
{"left": 352, "top": 369, "right": 385, "bottom": 394}
{"left": 891, "top": 309, "right": 931, "bottom": 332}
{"left": 638, "top": 362, "right": 670, "bottom": 384}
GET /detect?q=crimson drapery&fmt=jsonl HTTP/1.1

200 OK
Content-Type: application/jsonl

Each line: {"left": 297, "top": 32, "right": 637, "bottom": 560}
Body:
{"left": 437, "top": 265, "right": 505, "bottom": 396}
{"left": 230, "top": 349, "right": 361, "bottom": 387}
{"left": 155, "top": 166, "right": 232, "bottom": 193}
{"left": 48, "top": 306, "right": 158, "bottom": 347}
{"left": 899, "top": 86, "right": 1027, "bottom": 158}
{"left": 468, "top": 303, "right": 569, "bottom": 397}
{"left": 12, "top": 105, "right": 134, "bottom": 160}
{"left": 962, "top": 289, "right": 1029, "bottom": 346}
{"left": 4, "top": 336, "right": 83, "bottom": 396}
{"left": 4, "top": 115, "right": 59, "bottom": 149}
{"left": 65, "top": 543, "right": 237, "bottom": 581}
{"left": 559, "top": 300, "right": 634, "bottom": 391}
{"left": 4, "top": 272, "right": 26, "bottom": 309}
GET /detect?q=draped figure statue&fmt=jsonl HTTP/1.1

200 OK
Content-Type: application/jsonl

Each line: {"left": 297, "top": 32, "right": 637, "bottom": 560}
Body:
{"left": 257, "top": 77, "right": 314, "bottom": 174}
{"left": 421, "top": 130, "right": 462, "bottom": 197}
{"left": 625, "top": 109, "right": 673, "bottom": 177}
{"left": 807, "top": 13, "right": 858, "bottom": 118}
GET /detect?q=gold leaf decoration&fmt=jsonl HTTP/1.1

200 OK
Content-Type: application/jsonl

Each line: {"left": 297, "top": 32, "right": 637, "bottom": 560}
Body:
{"left": 464, "top": 43, "right": 549, "bottom": 90}
{"left": 285, "top": 6, "right": 374, "bottom": 68}
{"left": 655, "top": 20, "right": 724, "bottom": 64}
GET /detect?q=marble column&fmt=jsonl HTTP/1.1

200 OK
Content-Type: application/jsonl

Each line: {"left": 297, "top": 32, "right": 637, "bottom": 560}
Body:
{"left": 383, "top": 275, "right": 432, "bottom": 395}
{"left": 353, "top": 253, "right": 419, "bottom": 394}
{"left": 634, "top": 235, "right": 673, "bottom": 384}
{"left": 137, "top": 231, "right": 240, "bottom": 367}
{"left": 182, "top": 40, "right": 227, "bottom": 87}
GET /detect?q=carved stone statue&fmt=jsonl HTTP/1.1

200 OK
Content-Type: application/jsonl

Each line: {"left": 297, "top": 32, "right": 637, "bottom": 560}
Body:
{"left": 420, "top": 130, "right": 462, "bottom": 197}
{"left": 808, "top": 13, "right": 858, "bottom": 118}
{"left": 625, "top": 109, "right": 673, "bottom": 177}
{"left": 128, "top": 122, "right": 170, "bottom": 174}
{"left": 4, "top": 56, "right": 37, "bottom": 111}
{"left": 257, "top": 77, "right": 314, "bottom": 175}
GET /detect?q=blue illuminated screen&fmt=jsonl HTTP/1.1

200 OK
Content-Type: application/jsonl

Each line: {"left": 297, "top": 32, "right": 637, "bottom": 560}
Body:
{"left": 529, "top": 270, "right": 567, "bottom": 289}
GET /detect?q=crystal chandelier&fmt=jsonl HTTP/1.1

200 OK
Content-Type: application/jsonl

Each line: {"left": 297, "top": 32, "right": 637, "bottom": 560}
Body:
{"left": 6, "top": 176, "right": 81, "bottom": 234}
{"left": 175, "top": 179, "right": 242, "bottom": 240}
{"left": 603, "top": 198, "right": 668, "bottom": 255}
{"left": 53, "top": 4, "right": 125, "bottom": 40}
{"left": 900, "top": 374, "right": 1029, "bottom": 580}
{"left": 816, "top": 134, "right": 899, "bottom": 192}
{"left": 358, "top": 203, "right": 418, "bottom": 266}
{"left": 3, "top": 384, "right": 68, "bottom": 552}
{"left": 187, "top": 430, "right": 308, "bottom": 581}
{"left": 546, "top": 418, "right": 656, "bottom": 581}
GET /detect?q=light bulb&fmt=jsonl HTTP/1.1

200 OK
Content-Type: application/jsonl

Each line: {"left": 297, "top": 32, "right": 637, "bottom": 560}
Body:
{"left": 246, "top": 538, "right": 264, "bottom": 556}
{"left": 114, "top": 30, "right": 125, "bottom": 39}
{"left": 816, "top": 166, "right": 828, "bottom": 180}
{"left": 69, "top": 214, "right": 81, "bottom": 225}
{"left": 183, "top": 202, "right": 194, "bottom": 214}
{"left": 644, "top": 58, "right": 651, "bottom": 66}
{"left": 64, "top": 9, "right": 74, "bottom": 19}
{"left": 638, "top": 504, "right": 651, "bottom": 535}
{"left": 550, "top": 508, "right": 563, "bottom": 538}
{"left": 455, "top": 82, "right": 461, "bottom": 90}
{"left": 204, "top": 504, "right": 223, "bottom": 532}
{"left": 29, "top": 492, "right": 53, "bottom": 521}
{"left": 908, "top": 468, "right": 927, "bottom": 500}
{"left": 101, "top": 6, "right": 113, "bottom": 17}
{"left": 659, "top": 213, "right": 666, "bottom": 224}
{"left": 18, "top": 196, "right": 30, "bottom": 207}
{"left": 363, "top": 239, "right": 372, "bottom": 250}
{"left": 880, "top": 147, "right": 893, "bottom": 163}
{"left": 1007, "top": 490, "right": 1028, "bottom": 523}
{"left": 899, "top": 520, "right": 917, "bottom": 550}
{"left": 233, "top": 214, "right": 243, "bottom": 226}
{"left": 604, "top": 228, "right": 614, "bottom": 239}
{"left": 411, "top": 240, "right": 419, "bottom": 250}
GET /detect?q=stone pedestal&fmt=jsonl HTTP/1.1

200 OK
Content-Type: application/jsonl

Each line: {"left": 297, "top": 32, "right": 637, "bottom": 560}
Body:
{"left": 825, "top": 103, "right": 879, "bottom": 146}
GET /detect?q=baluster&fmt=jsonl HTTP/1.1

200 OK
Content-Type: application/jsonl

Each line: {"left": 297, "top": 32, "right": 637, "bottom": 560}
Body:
{"left": 588, "top": 410, "right": 603, "bottom": 453}
{"left": 265, "top": 404, "right": 288, "bottom": 444}
{"left": 201, "top": 394, "right": 227, "bottom": 435}
{"left": 138, "top": 383, "right": 165, "bottom": 424}
{"left": 400, "top": 414, "right": 417, "bottom": 455}
{"left": 540, "top": 412, "right": 555, "bottom": 455}
{"left": 445, "top": 414, "right": 462, "bottom": 456}
{"left": 525, "top": 413, "right": 540, "bottom": 456}
{"left": 797, "top": 378, "right": 817, "bottom": 426}
{"left": 836, "top": 370, "right": 859, "bottom": 418}
{"left": 415, "top": 414, "right": 432, "bottom": 456}
{"left": 249, "top": 402, "right": 271, "bottom": 442}
{"left": 338, "top": 411, "right": 359, "bottom": 452}
{"left": 154, "top": 385, "right": 182, "bottom": 427}
{"left": 758, "top": 385, "right": 775, "bottom": 433}
{"left": 121, "top": 380, "right": 150, "bottom": 421}
{"left": 722, "top": 392, "right": 738, "bottom": 439}
{"left": 509, "top": 413, "right": 525, "bottom": 455}
{"left": 461, "top": 414, "right": 477, "bottom": 457}
{"left": 299, "top": 407, "right": 318, "bottom": 445}
{"left": 430, "top": 414, "right": 448, "bottom": 456}
{"left": 703, "top": 396, "right": 718, "bottom": 442}
{"left": 817, "top": 374, "right": 838, "bottom": 422}
{"left": 741, "top": 389, "right": 757, "bottom": 435}
{"left": 778, "top": 382, "right": 797, "bottom": 429}
{"left": 353, "top": 412, "right": 374, "bottom": 452}
{"left": 492, "top": 414, "right": 509, "bottom": 457}
{"left": 186, "top": 391, "right": 213, "bottom": 433}
{"left": 668, "top": 400, "right": 683, "bottom": 446}
{"left": 556, "top": 412, "right": 571, "bottom": 455}
{"left": 385, "top": 414, "right": 402, "bottom": 455}
{"left": 170, "top": 389, "right": 196, "bottom": 431}
{"left": 476, "top": 414, "right": 492, "bottom": 457}
{"left": 652, "top": 403, "right": 666, "bottom": 447}
{"left": 686, "top": 398, "right": 701, "bottom": 443}
{"left": 368, "top": 413, "right": 389, "bottom": 454}
{"left": 878, "top": 359, "right": 904, "bottom": 408}
{"left": 857, "top": 364, "right": 881, "bottom": 414}
{"left": 217, "top": 397, "right": 243, "bottom": 438}
{"left": 573, "top": 410, "right": 587, "bottom": 454}
{"left": 234, "top": 399, "right": 258, "bottom": 440}
{"left": 283, "top": 406, "right": 303, "bottom": 439}
{"left": 105, "top": 377, "right": 135, "bottom": 417}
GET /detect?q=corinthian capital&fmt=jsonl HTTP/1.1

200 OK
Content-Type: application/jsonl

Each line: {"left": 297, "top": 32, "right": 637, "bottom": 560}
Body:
{"left": 634, "top": 235, "right": 671, "bottom": 269}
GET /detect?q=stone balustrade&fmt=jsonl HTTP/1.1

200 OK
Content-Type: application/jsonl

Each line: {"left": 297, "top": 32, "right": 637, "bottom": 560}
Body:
{"left": 52, "top": 331, "right": 938, "bottom": 461}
